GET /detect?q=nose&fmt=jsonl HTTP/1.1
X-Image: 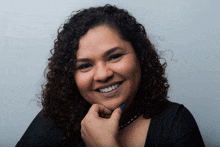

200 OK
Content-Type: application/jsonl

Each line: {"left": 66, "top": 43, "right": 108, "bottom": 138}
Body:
{"left": 93, "top": 62, "right": 113, "bottom": 82}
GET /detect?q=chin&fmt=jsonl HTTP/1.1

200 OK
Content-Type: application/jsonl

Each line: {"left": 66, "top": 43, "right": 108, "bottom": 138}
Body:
{"left": 103, "top": 105, "right": 116, "bottom": 111}
{"left": 104, "top": 102, "right": 123, "bottom": 111}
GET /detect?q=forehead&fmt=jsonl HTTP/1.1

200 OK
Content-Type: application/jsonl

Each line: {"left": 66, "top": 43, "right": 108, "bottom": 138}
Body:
{"left": 76, "top": 25, "right": 126, "bottom": 58}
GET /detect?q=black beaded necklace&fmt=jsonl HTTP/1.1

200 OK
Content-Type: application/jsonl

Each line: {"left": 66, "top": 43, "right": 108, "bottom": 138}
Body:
{"left": 118, "top": 110, "right": 143, "bottom": 131}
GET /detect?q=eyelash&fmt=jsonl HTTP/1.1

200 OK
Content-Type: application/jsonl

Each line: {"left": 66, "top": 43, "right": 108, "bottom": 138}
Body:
{"left": 78, "top": 54, "right": 124, "bottom": 70}
{"left": 108, "top": 53, "right": 123, "bottom": 61}
{"left": 78, "top": 63, "right": 91, "bottom": 70}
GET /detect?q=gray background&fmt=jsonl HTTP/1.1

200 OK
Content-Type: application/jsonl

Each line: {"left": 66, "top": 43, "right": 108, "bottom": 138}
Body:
{"left": 0, "top": 0, "right": 219, "bottom": 146}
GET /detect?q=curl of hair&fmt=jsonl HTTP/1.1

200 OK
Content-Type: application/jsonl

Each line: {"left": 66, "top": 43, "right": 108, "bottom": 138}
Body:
{"left": 39, "top": 4, "right": 170, "bottom": 146}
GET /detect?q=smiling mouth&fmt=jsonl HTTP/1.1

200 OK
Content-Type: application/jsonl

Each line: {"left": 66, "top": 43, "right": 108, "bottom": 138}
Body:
{"left": 95, "top": 82, "right": 123, "bottom": 93}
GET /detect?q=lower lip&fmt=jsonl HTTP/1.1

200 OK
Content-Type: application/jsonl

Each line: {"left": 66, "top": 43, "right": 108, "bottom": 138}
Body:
{"left": 98, "top": 82, "right": 123, "bottom": 98}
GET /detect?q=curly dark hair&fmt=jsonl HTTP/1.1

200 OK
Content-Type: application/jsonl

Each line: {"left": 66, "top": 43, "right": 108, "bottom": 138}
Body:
{"left": 38, "top": 4, "right": 171, "bottom": 146}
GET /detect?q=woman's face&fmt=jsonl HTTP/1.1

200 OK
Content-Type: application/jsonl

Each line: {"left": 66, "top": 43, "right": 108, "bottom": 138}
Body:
{"left": 74, "top": 25, "right": 141, "bottom": 111}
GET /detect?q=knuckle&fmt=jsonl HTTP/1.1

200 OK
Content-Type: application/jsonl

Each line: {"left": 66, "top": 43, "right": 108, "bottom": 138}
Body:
{"left": 81, "top": 119, "right": 84, "bottom": 125}
{"left": 80, "top": 131, "right": 84, "bottom": 139}
{"left": 84, "top": 115, "right": 92, "bottom": 122}
{"left": 92, "top": 104, "right": 98, "bottom": 109}
{"left": 93, "top": 103, "right": 98, "bottom": 107}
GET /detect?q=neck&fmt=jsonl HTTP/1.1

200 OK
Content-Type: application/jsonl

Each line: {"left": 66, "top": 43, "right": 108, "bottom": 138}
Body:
{"left": 119, "top": 98, "right": 143, "bottom": 128}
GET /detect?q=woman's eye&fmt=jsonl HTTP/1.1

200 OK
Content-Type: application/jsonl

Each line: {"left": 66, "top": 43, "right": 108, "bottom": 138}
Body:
{"left": 78, "top": 63, "right": 92, "bottom": 70}
{"left": 109, "top": 54, "right": 123, "bottom": 60}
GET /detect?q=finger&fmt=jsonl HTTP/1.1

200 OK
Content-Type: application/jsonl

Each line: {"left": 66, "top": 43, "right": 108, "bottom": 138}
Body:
{"left": 100, "top": 112, "right": 109, "bottom": 118}
{"left": 90, "top": 104, "right": 112, "bottom": 118}
{"left": 100, "top": 107, "right": 112, "bottom": 116}
{"left": 100, "top": 113, "right": 111, "bottom": 119}
{"left": 105, "top": 114, "right": 111, "bottom": 119}
{"left": 110, "top": 107, "right": 123, "bottom": 123}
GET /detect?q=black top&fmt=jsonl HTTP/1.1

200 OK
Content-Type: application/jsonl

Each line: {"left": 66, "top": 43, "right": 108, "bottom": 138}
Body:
{"left": 15, "top": 102, "right": 205, "bottom": 147}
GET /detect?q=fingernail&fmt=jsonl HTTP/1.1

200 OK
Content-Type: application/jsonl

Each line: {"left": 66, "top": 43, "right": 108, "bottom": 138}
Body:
{"left": 120, "top": 103, "right": 126, "bottom": 111}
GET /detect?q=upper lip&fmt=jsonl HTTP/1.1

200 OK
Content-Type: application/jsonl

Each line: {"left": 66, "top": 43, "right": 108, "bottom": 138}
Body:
{"left": 95, "top": 81, "right": 123, "bottom": 91}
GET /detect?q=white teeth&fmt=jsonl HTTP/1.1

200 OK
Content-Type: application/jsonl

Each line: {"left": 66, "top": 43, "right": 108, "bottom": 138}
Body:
{"left": 99, "top": 84, "right": 120, "bottom": 93}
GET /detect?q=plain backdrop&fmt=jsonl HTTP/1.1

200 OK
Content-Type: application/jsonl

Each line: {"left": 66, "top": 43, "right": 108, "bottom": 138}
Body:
{"left": 0, "top": 0, "right": 219, "bottom": 146}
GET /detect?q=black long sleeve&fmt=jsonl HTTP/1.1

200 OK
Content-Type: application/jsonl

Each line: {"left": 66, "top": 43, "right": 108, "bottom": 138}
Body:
{"left": 15, "top": 111, "right": 65, "bottom": 147}
{"left": 72, "top": 102, "right": 205, "bottom": 147}
{"left": 15, "top": 102, "right": 205, "bottom": 147}
{"left": 145, "top": 102, "right": 205, "bottom": 146}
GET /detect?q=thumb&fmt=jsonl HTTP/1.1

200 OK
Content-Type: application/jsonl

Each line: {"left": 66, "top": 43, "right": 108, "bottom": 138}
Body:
{"left": 110, "top": 104, "right": 125, "bottom": 123}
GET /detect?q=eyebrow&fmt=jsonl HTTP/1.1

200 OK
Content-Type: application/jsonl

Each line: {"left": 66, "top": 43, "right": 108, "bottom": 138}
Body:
{"left": 75, "top": 47, "right": 122, "bottom": 63}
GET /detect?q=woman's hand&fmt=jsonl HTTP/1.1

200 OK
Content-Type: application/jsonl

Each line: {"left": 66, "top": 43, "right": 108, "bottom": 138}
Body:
{"left": 81, "top": 104, "right": 122, "bottom": 147}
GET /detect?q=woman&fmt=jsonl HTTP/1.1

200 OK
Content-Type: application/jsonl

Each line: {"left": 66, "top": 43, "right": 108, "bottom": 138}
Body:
{"left": 16, "top": 4, "right": 205, "bottom": 147}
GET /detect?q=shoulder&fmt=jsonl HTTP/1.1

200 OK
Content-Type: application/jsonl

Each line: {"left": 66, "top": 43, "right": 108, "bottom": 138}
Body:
{"left": 15, "top": 110, "right": 65, "bottom": 147}
{"left": 147, "top": 101, "right": 205, "bottom": 146}
{"left": 152, "top": 101, "right": 192, "bottom": 121}
{"left": 149, "top": 101, "right": 187, "bottom": 126}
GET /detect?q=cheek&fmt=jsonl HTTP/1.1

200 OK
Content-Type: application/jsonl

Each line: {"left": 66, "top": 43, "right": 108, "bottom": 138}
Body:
{"left": 116, "top": 56, "right": 141, "bottom": 79}
{"left": 74, "top": 73, "right": 94, "bottom": 104}
{"left": 74, "top": 73, "right": 91, "bottom": 91}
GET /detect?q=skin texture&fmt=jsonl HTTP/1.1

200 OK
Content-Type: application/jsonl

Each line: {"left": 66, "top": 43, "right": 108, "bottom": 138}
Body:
{"left": 74, "top": 25, "right": 141, "bottom": 112}
{"left": 74, "top": 25, "right": 141, "bottom": 146}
